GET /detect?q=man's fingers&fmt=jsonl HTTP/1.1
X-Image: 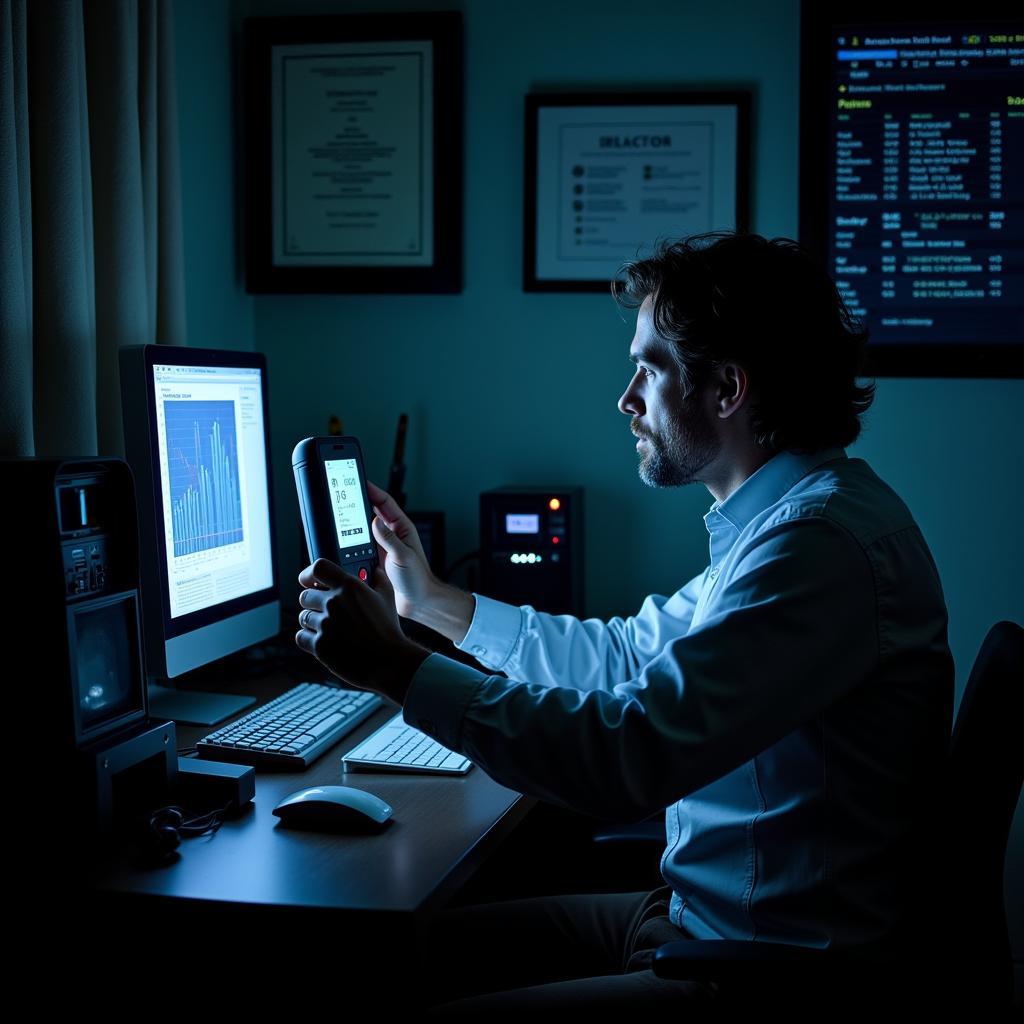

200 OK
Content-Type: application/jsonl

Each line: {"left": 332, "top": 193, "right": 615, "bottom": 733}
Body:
{"left": 298, "top": 607, "right": 323, "bottom": 631}
{"left": 366, "top": 480, "right": 389, "bottom": 503}
{"left": 298, "top": 563, "right": 330, "bottom": 589}
{"left": 313, "top": 557, "right": 350, "bottom": 587}
{"left": 372, "top": 515, "right": 406, "bottom": 556}
{"left": 372, "top": 566, "right": 395, "bottom": 601}
{"left": 367, "top": 480, "right": 406, "bottom": 528}
{"left": 298, "top": 588, "right": 327, "bottom": 611}
{"left": 298, "top": 557, "right": 351, "bottom": 590}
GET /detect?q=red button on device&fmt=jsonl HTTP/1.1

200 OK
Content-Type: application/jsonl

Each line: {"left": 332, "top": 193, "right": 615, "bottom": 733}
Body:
{"left": 358, "top": 568, "right": 368, "bottom": 581}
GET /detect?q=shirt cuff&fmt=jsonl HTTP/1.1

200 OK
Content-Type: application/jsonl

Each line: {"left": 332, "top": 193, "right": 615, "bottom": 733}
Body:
{"left": 402, "top": 651, "right": 489, "bottom": 752}
{"left": 454, "top": 592, "right": 525, "bottom": 670}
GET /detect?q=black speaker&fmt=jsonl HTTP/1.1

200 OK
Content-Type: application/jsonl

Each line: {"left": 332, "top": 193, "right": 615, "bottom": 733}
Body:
{"left": 1, "top": 457, "right": 177, "bottom": 836}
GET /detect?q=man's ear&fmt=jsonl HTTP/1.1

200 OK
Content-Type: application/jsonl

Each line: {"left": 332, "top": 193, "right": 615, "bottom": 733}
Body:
{"left": 715, "top": 362, "right": 750, "bottom": 420}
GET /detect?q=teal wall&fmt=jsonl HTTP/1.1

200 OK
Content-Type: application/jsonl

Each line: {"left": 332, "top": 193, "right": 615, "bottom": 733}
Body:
{"left": 176, "top": 0, "right": 1023, "bottom": 971}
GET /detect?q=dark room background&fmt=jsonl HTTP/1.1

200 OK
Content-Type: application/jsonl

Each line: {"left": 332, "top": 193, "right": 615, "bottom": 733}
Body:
{"left": 173, "top": 0, "right": 1024, "bottom": 980}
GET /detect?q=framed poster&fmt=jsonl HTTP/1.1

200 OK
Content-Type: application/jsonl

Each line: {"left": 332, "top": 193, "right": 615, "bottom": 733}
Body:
{"left": 800, "top": 3, "right": 1023, "bottom": 377}
{"left": 244, "top": 13, "right": 463, "bottom": 293}
{"left": 524, "top": 91, "right": 750, "bottom": 292}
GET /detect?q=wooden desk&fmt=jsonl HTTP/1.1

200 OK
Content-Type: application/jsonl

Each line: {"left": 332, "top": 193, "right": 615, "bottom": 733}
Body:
{"left": 78, "top": 666, "right": 535, "bottom": 977}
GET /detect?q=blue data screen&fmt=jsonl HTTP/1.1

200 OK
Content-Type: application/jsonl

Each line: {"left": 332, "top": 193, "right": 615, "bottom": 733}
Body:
{"left": 827, "top": 21, "right": 1023, "bottom": 345}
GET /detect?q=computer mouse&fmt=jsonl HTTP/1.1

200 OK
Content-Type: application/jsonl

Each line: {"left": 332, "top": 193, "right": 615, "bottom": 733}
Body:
{"left": 272, "top": 785, "right": 393, "bottom": 834}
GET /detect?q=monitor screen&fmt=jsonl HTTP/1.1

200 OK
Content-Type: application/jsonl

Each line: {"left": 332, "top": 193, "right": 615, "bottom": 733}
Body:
{"left": 800, "top": 5, "right": 1024, "bottom": 375}
{"left": 151, "top": 361, "right": 275, "bottom": 619}
{"left": 120, "top": 345, "right": 280, "bottom": 680}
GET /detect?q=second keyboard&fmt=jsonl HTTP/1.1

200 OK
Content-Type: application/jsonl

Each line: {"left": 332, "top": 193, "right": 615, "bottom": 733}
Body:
{"left": 342, "top": 713, "right": 472, "bottom": 774}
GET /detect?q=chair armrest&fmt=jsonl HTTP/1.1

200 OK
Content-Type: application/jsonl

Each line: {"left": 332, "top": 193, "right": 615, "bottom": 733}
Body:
{"left": 653, "top": 939, "right": 922, "bottom": 1012}
{"left": 653, "top": 938, "right": 906, "bottom": 986}
{"left": 654, "top": 940, "right": 840, "bottom": 983}
{"left": 591, "top": 820, "right": 664, "bottom": 844}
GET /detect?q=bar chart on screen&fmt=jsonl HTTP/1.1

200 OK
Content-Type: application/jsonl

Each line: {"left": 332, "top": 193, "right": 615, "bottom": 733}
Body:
{"left": 165, "top": 400, "right": 245, "bottom": 556}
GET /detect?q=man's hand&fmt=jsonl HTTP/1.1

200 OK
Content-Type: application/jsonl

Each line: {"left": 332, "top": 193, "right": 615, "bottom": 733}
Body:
{"left": 367, "top": 481, "right": 438, "bottom": 618}
{"left": 295, "top": 557, "right": 429, "bottom": 705}
{"left": 366, "top": 481, "right": 476, "bottom": 645}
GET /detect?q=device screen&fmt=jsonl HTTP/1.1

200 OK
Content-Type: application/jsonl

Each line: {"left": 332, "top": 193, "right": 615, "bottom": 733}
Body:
{"left": 324, "top": 457, "right": 371, "bottom": 552}
{"left": 506, "top": 513, "right": 539, "bottom": 534}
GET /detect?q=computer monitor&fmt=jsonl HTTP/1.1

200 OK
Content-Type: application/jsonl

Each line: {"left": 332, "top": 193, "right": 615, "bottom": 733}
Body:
{"left": 120, "top": 345, "right": 280, "bottom": 725}
{"left": 799, "top": 2, "right": 1024, "bottom": 377}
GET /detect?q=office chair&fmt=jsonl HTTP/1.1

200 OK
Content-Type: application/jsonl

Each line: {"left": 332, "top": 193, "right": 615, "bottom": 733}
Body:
{"left": 646, "top": 619, "right": 1023, "bottom": 1014}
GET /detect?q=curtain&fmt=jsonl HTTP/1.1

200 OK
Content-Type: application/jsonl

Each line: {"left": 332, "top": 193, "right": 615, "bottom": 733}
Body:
{"left": 0, "top": 0, "right": 186, "bottom": 459}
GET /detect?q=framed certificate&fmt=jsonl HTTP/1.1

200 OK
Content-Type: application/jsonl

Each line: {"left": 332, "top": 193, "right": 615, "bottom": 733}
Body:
{"left": 524, "top": 92, "right": 750, "bottom": 292}
{"left": 244, "top": 13, "right": 463, "bottom": 293}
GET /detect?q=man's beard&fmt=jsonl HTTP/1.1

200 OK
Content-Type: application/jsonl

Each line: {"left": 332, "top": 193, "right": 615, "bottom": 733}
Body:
{"left": 633, "top": 398, "right": 720, "bottom": 487}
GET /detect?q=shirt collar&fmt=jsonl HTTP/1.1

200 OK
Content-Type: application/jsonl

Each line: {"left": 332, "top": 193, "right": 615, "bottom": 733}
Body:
{"left": 705, "top": 447, "right": 848, "bottom": 536}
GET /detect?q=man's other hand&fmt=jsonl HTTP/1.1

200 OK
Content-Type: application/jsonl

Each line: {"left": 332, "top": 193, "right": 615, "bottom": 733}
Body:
{"left": 296, "top": 557, "right": 428, "bottom": 704}
{"left": 367, "top": 481, "right": 438, "bottom": 618}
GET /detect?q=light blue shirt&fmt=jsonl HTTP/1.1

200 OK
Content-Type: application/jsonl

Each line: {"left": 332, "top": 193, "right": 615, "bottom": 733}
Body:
{"left": 403, "top": 447, "right": 954, "bottom": 949}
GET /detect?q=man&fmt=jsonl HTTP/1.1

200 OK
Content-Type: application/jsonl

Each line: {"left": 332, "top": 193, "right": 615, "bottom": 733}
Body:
{"left": 295, "top": 231, "right": 954, "bottom": 1011}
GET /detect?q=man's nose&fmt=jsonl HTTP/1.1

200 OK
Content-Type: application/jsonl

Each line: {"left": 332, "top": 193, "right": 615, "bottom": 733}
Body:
{"left": 618, "top": 380, "right": 643, "bottom": 417}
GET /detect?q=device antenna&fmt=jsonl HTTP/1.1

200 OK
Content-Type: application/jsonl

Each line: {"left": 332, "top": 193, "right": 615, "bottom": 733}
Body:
{"left": 387, "top": 413, "right": 409, "bottom": 508}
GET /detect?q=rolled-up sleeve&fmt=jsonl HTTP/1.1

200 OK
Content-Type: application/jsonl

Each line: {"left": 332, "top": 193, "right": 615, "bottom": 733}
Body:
{"left": 403, "top": 517, "right": 878, "bottom": 821}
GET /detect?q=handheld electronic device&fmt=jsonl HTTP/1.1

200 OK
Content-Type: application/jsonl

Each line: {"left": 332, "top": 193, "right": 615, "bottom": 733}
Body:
{"left": 292, "top": 435, "right": 379, "bottom": 580}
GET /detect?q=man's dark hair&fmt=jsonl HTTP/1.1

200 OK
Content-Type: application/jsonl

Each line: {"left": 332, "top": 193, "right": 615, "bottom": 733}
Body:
{"left": 612, "top": 230, "right": 875, "bottom": 453}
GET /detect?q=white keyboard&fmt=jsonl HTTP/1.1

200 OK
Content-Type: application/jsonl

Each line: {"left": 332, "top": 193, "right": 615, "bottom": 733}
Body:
{"left": 341, "top": 713, "right": 472, "bottom": 775}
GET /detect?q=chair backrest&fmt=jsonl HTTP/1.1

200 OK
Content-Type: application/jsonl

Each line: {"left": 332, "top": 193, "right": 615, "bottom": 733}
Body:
{"left": 850, "top": 621, "right": 1021, "bottom": 1013}
{"left": 945, "top": 620, "right": 1023, "bottom": 1008}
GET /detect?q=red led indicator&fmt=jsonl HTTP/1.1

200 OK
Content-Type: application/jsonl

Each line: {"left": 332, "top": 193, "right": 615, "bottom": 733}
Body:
{"left": 358, "top": 567, "right": 368, "bottom": 581}
{"left": 552, "top": 536, "right": 560, "bottom": 545}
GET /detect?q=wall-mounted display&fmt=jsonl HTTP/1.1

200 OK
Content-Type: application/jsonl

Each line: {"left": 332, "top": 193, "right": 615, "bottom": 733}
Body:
{"left": 524, "top": 91, "right": 750, "bottom": 292}
{"left": 800, "top": 3, "right": 1023, "bottom": 377}
{"left": 245, "top": 12, "right": 463, "bottom": 293}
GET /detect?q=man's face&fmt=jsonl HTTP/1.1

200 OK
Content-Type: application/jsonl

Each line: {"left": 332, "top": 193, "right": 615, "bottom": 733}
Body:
{"left": 617, "top": 295, "right": 721, "bottom": 487}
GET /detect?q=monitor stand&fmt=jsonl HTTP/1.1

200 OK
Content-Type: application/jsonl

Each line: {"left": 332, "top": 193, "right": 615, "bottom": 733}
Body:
{"left": 147, "top": 683, "right": 257, "bottom": 727}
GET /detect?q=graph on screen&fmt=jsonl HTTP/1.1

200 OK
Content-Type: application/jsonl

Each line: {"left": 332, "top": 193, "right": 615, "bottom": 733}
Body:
{"left": 164, "top": 400, "right": 244, "bottom": 556}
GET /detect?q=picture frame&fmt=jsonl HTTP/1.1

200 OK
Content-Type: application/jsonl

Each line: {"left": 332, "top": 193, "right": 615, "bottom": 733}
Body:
{"left": 244, "top": 12, "right": 463, "bottom": 294}
{"left": 524, "top": 91, "right": 751, "bottom": 292}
